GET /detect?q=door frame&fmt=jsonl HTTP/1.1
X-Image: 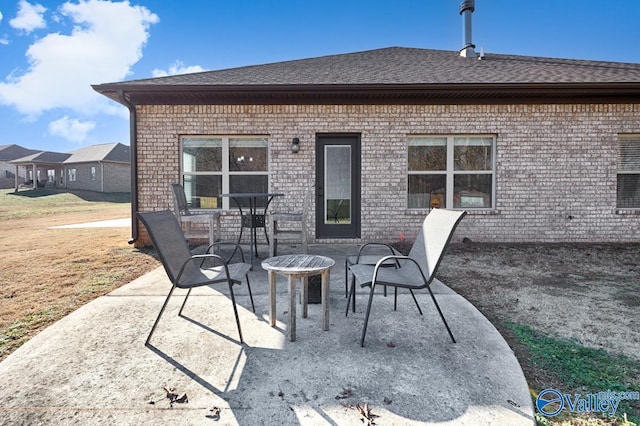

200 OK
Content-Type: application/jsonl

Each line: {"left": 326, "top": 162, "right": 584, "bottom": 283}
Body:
{"left": 315, "top": 133, "right": 361, "bottom": 239}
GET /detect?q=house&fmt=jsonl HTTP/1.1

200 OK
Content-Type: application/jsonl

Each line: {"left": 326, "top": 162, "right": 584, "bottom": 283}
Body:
{"left": 9, "top": 150, "right": 71, "bottom": 189}
{"left": 0, "top": 144, "right": 40, "bottom": 189}
{"left": 92, "top": 41, "right": 640, "bottom": 247}
{"left": 63, "top": 143, "right": 131, "bottom": 193}
{"left": 9, "top": 143, "right": 130, "bottom": 192}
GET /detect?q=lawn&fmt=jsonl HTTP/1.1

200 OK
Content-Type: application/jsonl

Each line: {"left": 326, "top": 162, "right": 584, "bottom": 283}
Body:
{"left": 0, "top": 188, "right": 160, "bottom": 362}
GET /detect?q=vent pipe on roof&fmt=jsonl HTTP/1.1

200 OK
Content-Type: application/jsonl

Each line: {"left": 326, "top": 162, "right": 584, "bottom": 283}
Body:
{"left": 459, "top": 0, "right": 477, "bottom": 58}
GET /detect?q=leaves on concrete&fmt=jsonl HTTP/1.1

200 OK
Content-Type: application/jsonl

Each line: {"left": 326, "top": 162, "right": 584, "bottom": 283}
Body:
{"left": 335, "top": 387, "right": 353, "bottom": 400}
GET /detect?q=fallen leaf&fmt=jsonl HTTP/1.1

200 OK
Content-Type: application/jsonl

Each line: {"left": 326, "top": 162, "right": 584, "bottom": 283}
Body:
{"left": 383, "top": 397, "right": 392, "bottom": 405}
{"left": 335, "top": 388, "right": 353, "bottom": 399}
{"left": 386, "top": 341, "right": 396, "bottom": 348}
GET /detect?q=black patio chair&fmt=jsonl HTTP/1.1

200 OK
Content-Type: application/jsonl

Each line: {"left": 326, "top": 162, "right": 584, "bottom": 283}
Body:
{"left": 347, "top": 208, "right": 466, "bottom": 347}
{"left": 137, "top": 210, "right": 255, "bottom": 345}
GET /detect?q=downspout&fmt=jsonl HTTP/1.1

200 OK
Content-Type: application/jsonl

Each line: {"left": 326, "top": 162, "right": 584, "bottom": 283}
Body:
{"left": 118, "top": 89, "right": 139, "bottom": 244}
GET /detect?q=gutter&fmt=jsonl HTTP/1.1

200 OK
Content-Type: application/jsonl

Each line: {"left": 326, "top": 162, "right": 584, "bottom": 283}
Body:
{"left": 117, "top": 89, "right": 139, "bottom": 244}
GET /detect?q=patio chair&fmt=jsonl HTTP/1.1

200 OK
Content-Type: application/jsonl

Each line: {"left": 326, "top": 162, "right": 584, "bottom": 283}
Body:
{"left": 170, "top": 183, "right": 221, "bottom": 247}
{"left": 137, "top": 210, "right": 255, "bottom": 345}
{"left": 347, "top": 208, "right": 466, "bottom": 347}
{"left": 269, "top": 186, "right": 312, "bottom": 257}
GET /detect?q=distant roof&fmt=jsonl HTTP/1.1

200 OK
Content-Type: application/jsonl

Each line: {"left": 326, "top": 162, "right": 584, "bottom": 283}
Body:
{"left": 64, "top": 143, "right": 130, "bottom": 164}
{"left": 0, "top": 144, "right": 40, "bottom": 161}
{"left": 10, "top": 151, "right": 71, "bottom": 165}
{"left": 93, "top": 47, "right": 640, "bottom": 105}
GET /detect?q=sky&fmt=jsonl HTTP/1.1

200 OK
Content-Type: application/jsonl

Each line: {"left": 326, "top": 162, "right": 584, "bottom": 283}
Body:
{"left": 0, "top": 0, "right": 639, "bottom": 154}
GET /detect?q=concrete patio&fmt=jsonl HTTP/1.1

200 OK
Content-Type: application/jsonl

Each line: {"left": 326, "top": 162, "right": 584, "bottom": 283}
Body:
{"left": 0, "top": 244, "right": 535, "bottom": 425}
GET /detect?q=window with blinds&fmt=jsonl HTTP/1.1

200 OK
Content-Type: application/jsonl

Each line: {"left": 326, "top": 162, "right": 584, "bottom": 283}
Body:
{"left": 617, "top": 137, "right": 640, "bottom": 209}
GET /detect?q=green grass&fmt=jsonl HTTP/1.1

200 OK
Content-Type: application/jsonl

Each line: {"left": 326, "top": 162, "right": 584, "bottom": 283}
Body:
{"left": 504, "top": 322, "right": 640, "bottom": 425}
{"left": 0, "top": 188, "right": 129, "bottom": 220}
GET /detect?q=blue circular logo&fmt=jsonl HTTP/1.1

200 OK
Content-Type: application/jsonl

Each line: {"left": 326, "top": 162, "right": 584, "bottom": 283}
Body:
{"left": 536, "top": 389, "right": 564, "bottom": 417}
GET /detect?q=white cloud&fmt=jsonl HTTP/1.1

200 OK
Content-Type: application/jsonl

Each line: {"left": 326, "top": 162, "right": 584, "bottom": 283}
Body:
{"left": 0, "top": 0, "right": 159, "bottom": 125}
{"left": 152, "top": 60, "right": 205, "bottom": 77}
{"left": 48, "top": 115, "right": 96, "bottom": 142}
{"left": 9, "top": 0, "right": 47, "bottom": 33}
{"left": 0, "top": 10, "right": 4, "bottom": 22}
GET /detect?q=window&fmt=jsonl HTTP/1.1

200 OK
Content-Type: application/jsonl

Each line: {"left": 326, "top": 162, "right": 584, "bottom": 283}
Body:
{"left": 68, "top": 168, "right": 76, "bottom": 182}
{"left": 47, "top": 169, "right": 55, "bottom": 183}
{"left": 617, "top": 136, "right": 640, "bottom": 209}
{"left": 181, "top": 136, "right": 269, "bottom": 209}
{"left": 90, "top": 166, "right": 97, "bottom": 181}
{"left": 408, "top": 135, "right": 495, "bottom": 209}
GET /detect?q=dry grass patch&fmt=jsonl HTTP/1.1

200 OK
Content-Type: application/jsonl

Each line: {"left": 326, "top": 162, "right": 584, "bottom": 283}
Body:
{"left": 0, "top": 189, "right": 160, "bottom": 361}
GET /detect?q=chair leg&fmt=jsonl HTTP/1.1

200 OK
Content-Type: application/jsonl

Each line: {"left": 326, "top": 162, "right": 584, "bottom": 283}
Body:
{"left": 345, "top": 275, "right": 357, "bottom": 316}
{"left": 360, "top": 284, "right": 376, "bottom": 347}
{"left": 427, "top": 286, "right": 456, "bottom": 343}
{"left": 344, "top": 260, "right": 348, "bottom": 298}
{"left": 146, "top": 285, "right": 177, "bottom": 345}
{"left": 245, "top": 275, "right": 255, "bottom": 313}
{"left": 178, "top": 288, "right": 192, "bottom": 316}
{"left": 227, "top": 281, "right": 244, "bottom": 344}
{"left": 409, "top": 289, "right": 423, "bottom": 315}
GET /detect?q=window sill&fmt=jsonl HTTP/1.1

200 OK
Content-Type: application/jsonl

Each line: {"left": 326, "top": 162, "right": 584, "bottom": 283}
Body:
{"left": 406, "top": 208, "right": 499, "bottom": 216}
{"left": 615, "top": 209, "right": 640, "bottom": 215}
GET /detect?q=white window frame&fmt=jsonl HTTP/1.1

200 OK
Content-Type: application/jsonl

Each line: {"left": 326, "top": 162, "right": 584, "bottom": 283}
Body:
{"left": 180, "top": 135, "right": 269, "bottom": 210}
{"left": 68, "top": 168, "right": 77, "bottom": 182}
{"left": 407, "top": 134, "right": 496, "bottom": 210}
{"left": 617, "top": 135, "right": 640, "bottom": 210}
{"left": 90, "top": 166, "right": 97, "bottom": 181}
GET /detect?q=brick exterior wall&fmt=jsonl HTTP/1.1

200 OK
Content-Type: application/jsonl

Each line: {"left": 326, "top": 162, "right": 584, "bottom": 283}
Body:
{"left": 133, "top": 103, "right": 640, "bottom": 246}
{"left": 65, "top": 162, "right": 130, "bottom": 192}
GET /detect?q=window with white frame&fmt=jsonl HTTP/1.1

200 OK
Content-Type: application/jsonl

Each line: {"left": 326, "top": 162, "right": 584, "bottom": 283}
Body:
{"left": 90, "top": 166, "right": 97, "bottom": 181}
{"left": 408, "top": 135, "right": 495, "bottom": 209}
{"left": 68, "top": 168, "right": 76, "bottom": 182}
{"left": 181, "top": 136, "right": 269, "bottom": 209}
{"left": 617, "top": 136, "right": 640, "bottom": 209}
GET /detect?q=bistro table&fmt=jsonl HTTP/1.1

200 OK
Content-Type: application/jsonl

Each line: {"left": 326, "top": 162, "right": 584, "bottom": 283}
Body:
{"left": 261, "top": 254, "right": 335, "bottom": 342}
{"left": 220, "top": 192, "right": 284, "bottom": 266}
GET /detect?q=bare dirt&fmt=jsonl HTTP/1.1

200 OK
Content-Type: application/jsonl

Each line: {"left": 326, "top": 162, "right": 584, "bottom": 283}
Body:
{"left": 438, "top": 242, "right": 640, "bottom": 394}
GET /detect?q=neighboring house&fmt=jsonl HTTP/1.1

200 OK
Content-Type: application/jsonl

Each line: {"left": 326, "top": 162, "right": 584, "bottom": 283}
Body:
{"left": 0, "top": 144, "right": 40, "bottom": 189}
{"left": 10, "top": 151, "right": 71, "bottom": 189}
{"left": 93, "top": 45, "right": 640, "bottom": 246}
{"left": 63, "top": 143, "right": 131, "bottom": 193}
{"left": 9, "top": 143, "right": 130, "bottom": 192}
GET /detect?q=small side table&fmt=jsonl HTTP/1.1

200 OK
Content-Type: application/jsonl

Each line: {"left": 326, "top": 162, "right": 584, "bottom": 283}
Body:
{"left": 261, "top": 254, "right": 335, "bottom": 342}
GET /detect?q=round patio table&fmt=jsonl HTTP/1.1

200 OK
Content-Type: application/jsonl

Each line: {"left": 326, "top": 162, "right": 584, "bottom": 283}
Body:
{"left": 261, "top": 254, "right": 335, "bottom": 342}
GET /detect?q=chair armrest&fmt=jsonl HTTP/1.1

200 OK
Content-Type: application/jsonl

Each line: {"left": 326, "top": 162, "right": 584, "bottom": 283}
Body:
{"left": 371, "top": 255, "right": 428, "bottom": 286}
{"left": 205, "top": 241, "right": 247, "bottom": 263}
{"left": 355, "top": 242, "right": 400, "bottom": 260}
{"left": 175, "top": 253, "right": 231, "bottom": 284}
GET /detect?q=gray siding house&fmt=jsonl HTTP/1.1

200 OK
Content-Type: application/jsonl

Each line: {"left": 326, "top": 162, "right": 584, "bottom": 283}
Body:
{"left": 93, "top": 46, "right": 640, "bottom": 247}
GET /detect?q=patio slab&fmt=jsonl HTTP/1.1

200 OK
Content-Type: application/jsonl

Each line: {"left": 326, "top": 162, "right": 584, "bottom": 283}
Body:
{"left": 0, "top": 244, "right": 535, "bottom": 425}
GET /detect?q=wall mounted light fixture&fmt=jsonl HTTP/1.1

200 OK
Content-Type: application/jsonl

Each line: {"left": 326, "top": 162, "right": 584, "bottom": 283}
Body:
{"left": 291, "top": 137, "right": 300, "bottom": 153}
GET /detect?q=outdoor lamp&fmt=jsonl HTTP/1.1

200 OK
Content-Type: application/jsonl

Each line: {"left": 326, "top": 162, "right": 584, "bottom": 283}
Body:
{"left": 291, "top": 137, "right": 300, "bottom": 153}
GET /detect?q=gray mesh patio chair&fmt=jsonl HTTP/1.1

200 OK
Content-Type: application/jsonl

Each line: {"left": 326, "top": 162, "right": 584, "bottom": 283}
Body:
{"left": 170, "top": 183, "right": 221, "bottom": 247}
{"left": 347, "top": 209, "right": 466, "bottom": 347}
{"left": 137, "top": 210, "right": 254, "bottom": 345}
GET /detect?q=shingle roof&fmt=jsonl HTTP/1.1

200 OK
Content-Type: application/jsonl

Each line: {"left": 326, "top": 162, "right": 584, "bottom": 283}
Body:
{"left": 93, "top": 47, "right": 640, "bottom": 105}
{"left": 0, "top": 144, "right": 40, "bottom": 161}
{"left": 10, "top": 151, "right": 71, "bottom": 165}
{"left": 64, "top": 143, "right": 130, "bottom": 164}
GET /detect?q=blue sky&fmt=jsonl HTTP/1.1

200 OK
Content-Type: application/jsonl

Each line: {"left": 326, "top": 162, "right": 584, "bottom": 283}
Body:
{"left": 0, "top": 0, "right": 638, "bottom": 153}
